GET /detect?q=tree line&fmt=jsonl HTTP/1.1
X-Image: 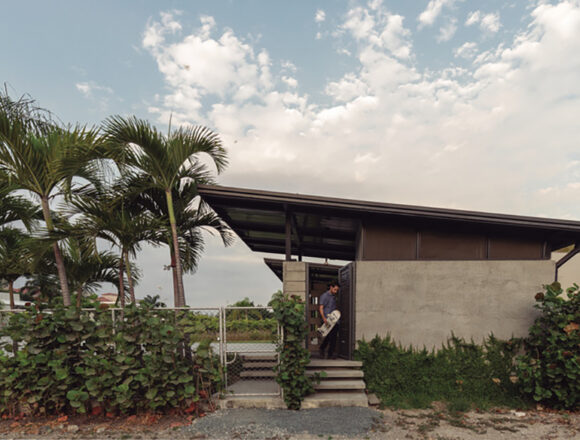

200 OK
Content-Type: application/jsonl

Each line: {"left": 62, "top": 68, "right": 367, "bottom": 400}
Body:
{"left": 0, "top": 90, "right": 233, "bottom": 309}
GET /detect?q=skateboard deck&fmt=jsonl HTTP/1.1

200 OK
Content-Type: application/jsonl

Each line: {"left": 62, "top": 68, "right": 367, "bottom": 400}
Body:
{"left": 317, "top": 310, "right": 341, "bottom": 338}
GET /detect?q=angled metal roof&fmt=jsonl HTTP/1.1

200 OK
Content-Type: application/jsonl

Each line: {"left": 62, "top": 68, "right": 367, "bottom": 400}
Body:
{"left": 198, "top": 184, "right": 580, "bottom": 261}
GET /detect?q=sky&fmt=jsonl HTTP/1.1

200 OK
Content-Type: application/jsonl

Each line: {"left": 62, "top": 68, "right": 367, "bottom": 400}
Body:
{"left": 2, "top": 0, "right": 580, "bottom": 307}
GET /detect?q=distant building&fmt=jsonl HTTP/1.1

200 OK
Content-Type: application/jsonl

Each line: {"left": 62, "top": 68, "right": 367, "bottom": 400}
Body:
{"left": 97, "top": 293, "right": 118, "bottom": 305}
{"left": 0, "top": 288, "right": 27, "bottom": 308}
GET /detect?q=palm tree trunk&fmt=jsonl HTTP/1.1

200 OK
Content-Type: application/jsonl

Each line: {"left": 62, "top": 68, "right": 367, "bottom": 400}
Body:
{"left": 171, "top": 253, "right": 178, "bottom": 307}
{"left": 76, "top": 286, "right": 83, "bottom": 310}
{"left": 118, "top": 251, "right": 126, "bottom": 310}
{"left": 40, "top": 195, "right": 71, "bottom": 306}
{"left": 8, "top": 280, "right": 18, "bottom": 353}
{"left": 165, "top": 190, "right": 186, "bottom": 307}
{"left": 124, "top": 250, "right": 136, "bottom": 304}
{"left": 8, "top": 280, "right": 15, "bottom": 310}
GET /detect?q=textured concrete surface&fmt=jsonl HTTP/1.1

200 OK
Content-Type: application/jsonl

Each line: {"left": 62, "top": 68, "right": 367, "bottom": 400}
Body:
{"left": 355, "top": 260, "right": 555, "bottom": 349}
{"left": 283, "top": 261, "right": 307, "bottom": 296}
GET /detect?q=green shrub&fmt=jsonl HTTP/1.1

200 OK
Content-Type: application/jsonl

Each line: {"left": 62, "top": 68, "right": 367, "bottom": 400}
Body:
{"left": 0, "top": 302, "right": 221, "bottom": 416}
{"left": 516, "top": 282, "right": 580, "bottom": 409}
{"left": 356, "top": 334, "right": 525, "bottom": 410}
{"left": 269, "top": 291, "right": 313, "bottom": 410}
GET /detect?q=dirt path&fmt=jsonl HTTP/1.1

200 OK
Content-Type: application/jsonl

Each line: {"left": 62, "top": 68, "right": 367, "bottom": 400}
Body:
{"left": 0, "top": 407, "right": 579, "bottom": 439}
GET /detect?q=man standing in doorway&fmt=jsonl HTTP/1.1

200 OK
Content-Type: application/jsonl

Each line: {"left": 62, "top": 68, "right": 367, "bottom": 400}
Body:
{"left": 319, "top": 281, "right": 340, "bottom": 359}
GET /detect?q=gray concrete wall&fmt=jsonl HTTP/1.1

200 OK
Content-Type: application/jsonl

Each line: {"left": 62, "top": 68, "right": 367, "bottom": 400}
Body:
{"left": 283, "top": 261, "right": 307, "bottom": 299}
{"left": 355, "top": 260, "right": 555, "bottom": 349}
{"left": 552, "top": 251, "right": 580, "bottom": 291}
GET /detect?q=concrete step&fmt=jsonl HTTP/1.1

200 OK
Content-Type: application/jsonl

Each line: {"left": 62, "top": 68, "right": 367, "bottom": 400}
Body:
{"left": 240, "top": 354, "right": 277, "bottom": 361}
{"left": 306, "top": 369, "right": 364, "bottom": 378}
{"left": 240, "top": 370, "right": 276, "bottom": 378}
{"left": 302, "top": 391, "right": 368, "bottom": 408}
{"left": 308, "top": 359, "right": 362, "bottom": 369}
{"left": 313, "top": 379, "right": 366, "bottom": 390}
{"left": 242, "top": 361, "right": 277, "bottom": 369}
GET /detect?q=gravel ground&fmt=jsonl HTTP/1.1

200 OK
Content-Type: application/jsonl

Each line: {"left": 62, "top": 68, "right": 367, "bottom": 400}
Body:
{"left": 2, "top": 406, "right": 580, "bottom": 439}
{"left": 187, "top": 407, "right": 382, "bottom": 439}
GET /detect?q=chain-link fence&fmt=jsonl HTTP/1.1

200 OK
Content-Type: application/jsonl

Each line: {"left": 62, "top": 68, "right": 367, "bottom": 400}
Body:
{"left": 221, "top": 306, "right": 281, "bottom": 397}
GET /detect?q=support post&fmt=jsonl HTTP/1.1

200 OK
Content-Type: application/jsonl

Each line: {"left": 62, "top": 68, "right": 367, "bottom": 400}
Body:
{"left": 285, "top": 209, "right": 292, "bottom": 261}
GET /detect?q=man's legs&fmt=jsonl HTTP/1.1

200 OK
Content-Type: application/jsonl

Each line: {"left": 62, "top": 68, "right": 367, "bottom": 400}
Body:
{"left": 319, "top": 334, "right": 328, "bottom": 357}
{"left": 326, "top": 325, "right": 339, "bottom": 359}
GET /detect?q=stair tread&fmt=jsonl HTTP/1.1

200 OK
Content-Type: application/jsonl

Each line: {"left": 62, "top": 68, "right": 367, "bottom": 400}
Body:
{"left": 240, "top": 355, "right": 277, "bottom": 361}
{"left": 308, "top": 359, "right": 362, "bottom": 368}
{"left": 240, "top": 371, "right": 276, "bottom": 378}
{"left": 302, "top": 391, "right": 368, "bottom": 408}
{"left": 313, "top": 380, "right": 366, "bottom": 390}
{"left": 242, "top": 362, "right": 277, "bottom": 368}
{"left": 306, "top": 369, "right": 364, "bottom": 378}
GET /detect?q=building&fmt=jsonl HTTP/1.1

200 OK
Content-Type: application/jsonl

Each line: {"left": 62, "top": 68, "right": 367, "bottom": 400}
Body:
{"left": 199, "top": 185, "right": 580, "bottom": 358}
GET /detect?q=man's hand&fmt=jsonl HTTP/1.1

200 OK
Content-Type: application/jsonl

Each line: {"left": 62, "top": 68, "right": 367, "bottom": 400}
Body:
{"left": 319, "top": 304, "right": 327, "bottom": 325}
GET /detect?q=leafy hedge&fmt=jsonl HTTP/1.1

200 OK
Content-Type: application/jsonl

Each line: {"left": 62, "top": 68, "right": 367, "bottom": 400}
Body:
{"left": 0, "top": 302, "right": 221, "bottom": 416}
{"left": 356, "top": 334, "right": 525, "bottom": 410}
{"left": 269, "top": 291, "right": 313, "bottom": 410}
{"left": 516, "top": 282, "right": 580, "bottom": 409}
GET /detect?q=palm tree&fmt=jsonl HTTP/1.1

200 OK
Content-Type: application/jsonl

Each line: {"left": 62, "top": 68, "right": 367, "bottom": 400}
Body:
{"left": 141, "top": 294, "right": 166, "bottom": 308}
{"left": 125, "top": 177, "right": 233, "bottom": 297}
{"left": 0, "top": 228, "right": 33, "bottom": 309}
{"left": 61, "top": 237, "right": 122, "bottom": 310}
{"left": 0, "top": 171, "right": 41, "bottom": 230}
{"left": 70, "top": 189, "right": 160, "bottom": 308}
{"left": 102, "top": 116, "right": 227, "bottom": 307}
{"left": 0, "top": 103, "right": 100, "bottom": 306}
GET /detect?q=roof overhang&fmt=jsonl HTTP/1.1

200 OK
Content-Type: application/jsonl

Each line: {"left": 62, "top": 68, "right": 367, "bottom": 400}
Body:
{"left": 198, "top": 184, "right": 580, "bottom": 260}
{"left": 264, "top": 258, "right": 342, "bottom": 282}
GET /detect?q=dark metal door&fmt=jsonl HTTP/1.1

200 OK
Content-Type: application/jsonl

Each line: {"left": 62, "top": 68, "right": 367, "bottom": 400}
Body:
{"left": 338, "top": 263, "right": 355, "bottom": 359}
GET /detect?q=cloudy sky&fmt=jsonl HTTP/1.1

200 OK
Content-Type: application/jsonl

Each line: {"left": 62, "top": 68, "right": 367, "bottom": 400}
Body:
{"left": 2, "top": 0, "right": 580, "bottom": 307}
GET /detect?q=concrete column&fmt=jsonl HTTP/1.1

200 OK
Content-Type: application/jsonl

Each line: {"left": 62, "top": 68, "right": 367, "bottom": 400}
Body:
{"left": 283, "top": 261, "right": 307, "bottom": 302}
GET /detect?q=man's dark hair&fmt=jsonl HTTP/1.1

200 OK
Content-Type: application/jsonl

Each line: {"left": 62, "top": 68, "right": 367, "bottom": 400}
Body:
{"left": 328, "top": 280, "right": 340, "bottom": 288}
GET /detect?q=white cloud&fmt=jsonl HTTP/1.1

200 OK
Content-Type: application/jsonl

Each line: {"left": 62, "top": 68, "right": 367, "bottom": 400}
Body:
{"left": 281, "top": 76, "right": 298, "bottom": 88}
{"left": 342, "top": 6, "right": 412, "bottom": 59}
{"left": 315, "top": 9, "right": 326, "bottom": 23}
{"left": 454, "top": 41, "right": 478, "bottom": 59}
{"left": 144, "top": 2, "right": 580, "bottom": 223}
{"left": 465, "top": 10, "right": 501, "bottom": 33}
{"left": 437, "top": 18, "right": 458, "bottom": 42}
{"left": 75, "top": 81, "right": 114, "bottom": 110}
{"left": 480, "top": 13, "right": 501, "bottom": 33}
{"left": 465, "top": 10, "right": 480, "bottom": 26}
{"left": 418, "top": 0, "right": 457, "bottom": 28}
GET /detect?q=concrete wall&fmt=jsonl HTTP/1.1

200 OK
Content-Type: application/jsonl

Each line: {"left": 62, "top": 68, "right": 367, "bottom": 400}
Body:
{"left": 553, "top": 251, "right": 580, "bottom": 290}
{"left": 283, "top": 261, "right": 307, "bottom": 299}
{"left": 355, "top": 260, "right": 555, "bottom": 349}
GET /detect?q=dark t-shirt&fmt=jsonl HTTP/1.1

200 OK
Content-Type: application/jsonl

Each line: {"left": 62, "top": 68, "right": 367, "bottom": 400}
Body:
{"left": 320, "top": 290, "right": 337, "bottom": 317}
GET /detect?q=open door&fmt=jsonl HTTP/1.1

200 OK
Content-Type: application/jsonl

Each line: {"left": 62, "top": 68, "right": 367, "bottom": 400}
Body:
{"left": 305, "top": 262, "right": 342, "bottom": 354}
{"left": 338, "top": 262, "right": 355, "bottom": 359}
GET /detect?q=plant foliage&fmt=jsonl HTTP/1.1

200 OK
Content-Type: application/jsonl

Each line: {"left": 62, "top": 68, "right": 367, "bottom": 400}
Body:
{"left": 516, "top": 282, "right": 580, "bottom": 409}
{"left": 269, "top": 291, "right": 313, "bottom": 410}
{"left": 356, "top": 334, "right": 525, "bottom": 410}
{"left": 0, "top": 302, "right": 221, "bottom": 416}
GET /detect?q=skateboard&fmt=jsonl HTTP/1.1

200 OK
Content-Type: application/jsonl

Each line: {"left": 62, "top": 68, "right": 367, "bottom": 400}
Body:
{"left": 317, "top": 310, "right": 341, "bottom": 338}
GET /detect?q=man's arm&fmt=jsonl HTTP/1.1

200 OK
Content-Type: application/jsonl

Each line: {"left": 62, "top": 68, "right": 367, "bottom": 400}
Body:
{"left": 319, "top": 304, "right": 327, "bottom": 324}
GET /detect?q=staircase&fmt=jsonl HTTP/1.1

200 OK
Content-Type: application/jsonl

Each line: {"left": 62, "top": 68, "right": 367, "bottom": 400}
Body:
{"left": 302, "top": 358, "right": 368, "bottom": 408}
{"left": 220, "top": 355, "right": 370, "bottom": 408}
{"left": 239, "top": 354, "right": 277, "bottom": 379}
